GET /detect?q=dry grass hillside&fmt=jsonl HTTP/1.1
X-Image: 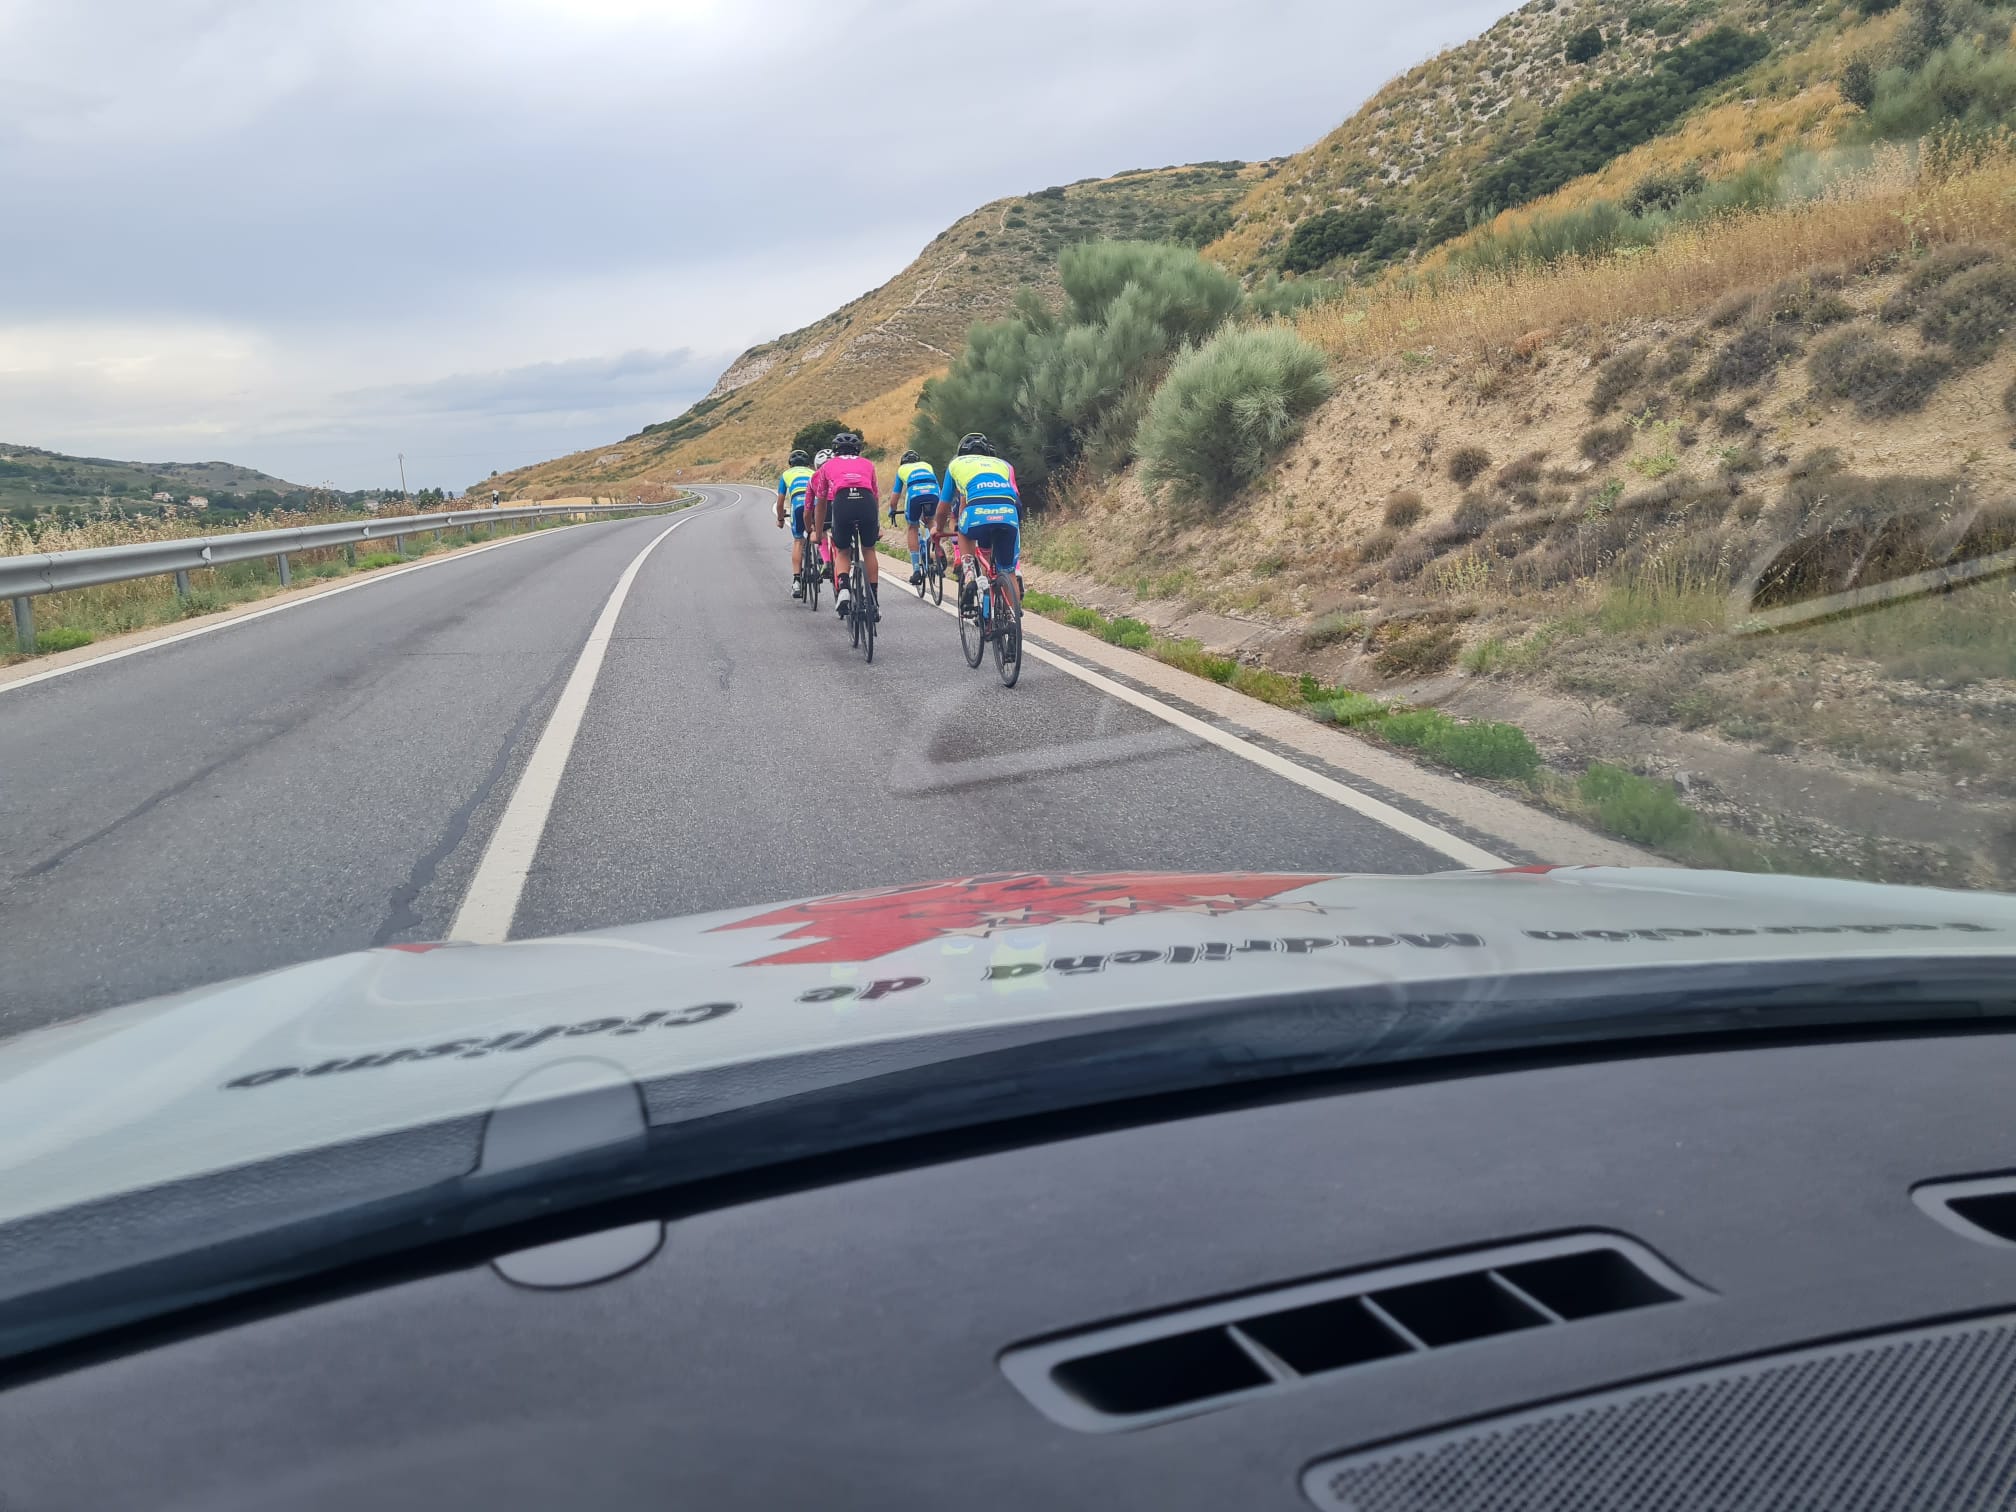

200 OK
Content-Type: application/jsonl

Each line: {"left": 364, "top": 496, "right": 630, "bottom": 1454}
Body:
{"left": 484, "top": 163, "right": 1269, "bottom": 495}
{"left": 1205, "top": 0, "right": 1845, "bottom": 276}
{"left": 1025, "top": 149, "right": 2016, "bottom": 886}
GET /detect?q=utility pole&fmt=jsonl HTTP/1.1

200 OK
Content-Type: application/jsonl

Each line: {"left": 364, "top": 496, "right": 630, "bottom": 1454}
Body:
{"left": 398, "top": 453, "right": 408, "bottom": 505}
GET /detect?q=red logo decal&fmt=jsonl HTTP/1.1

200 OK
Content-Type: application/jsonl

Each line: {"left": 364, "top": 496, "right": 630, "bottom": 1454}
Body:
{"left": 713, "top": 873, "right": 1329, "bottom": 965}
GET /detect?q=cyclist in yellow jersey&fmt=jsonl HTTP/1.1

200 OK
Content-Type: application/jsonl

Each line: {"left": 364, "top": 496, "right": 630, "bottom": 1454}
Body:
{"left": 773, "top": 448, "right": 815, "bottom": 599}
{"left": 942, "top": 432, "right": 1023, "bottom": 614}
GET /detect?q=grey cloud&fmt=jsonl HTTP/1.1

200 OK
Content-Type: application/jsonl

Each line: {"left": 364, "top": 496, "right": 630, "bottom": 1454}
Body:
{"left": 5, "top": 0, "right": 1516, "bottom": 486}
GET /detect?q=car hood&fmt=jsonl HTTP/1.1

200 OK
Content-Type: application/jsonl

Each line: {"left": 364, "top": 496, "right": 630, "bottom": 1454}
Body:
{"left": 3, "top": 867, "right": 2013, "bottom": 1228}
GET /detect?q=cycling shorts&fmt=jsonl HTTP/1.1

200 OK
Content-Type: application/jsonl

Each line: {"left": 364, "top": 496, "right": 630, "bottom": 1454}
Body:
{"left": 826, "top": 489, "right": 879, "bottom": 553}
{"left": 790, "top": 502, "right": 807, "bottom": 539}
{"left": 964, "top": 521, "right": 1019, "bottom": 574}
{"left": 903, "top": 491, "right": 941, "bottom": 526}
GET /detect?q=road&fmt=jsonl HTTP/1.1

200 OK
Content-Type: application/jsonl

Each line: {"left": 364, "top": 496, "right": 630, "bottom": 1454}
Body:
{"left": 0, "top": 485, "right": 1481, "bottom": 1034}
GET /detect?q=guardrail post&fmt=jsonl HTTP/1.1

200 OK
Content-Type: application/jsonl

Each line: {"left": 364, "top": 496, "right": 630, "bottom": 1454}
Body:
{"left": 275, "top": 553, "right": 291, "bottom": 587}
{"left": 393, "top": 534, "right": 406, "bottom": 556}
{"left": 9, "top": 595, "right": 32, "bottom": 654}
{"left": 174, "top": 569, "right": 191, "bottom": 598}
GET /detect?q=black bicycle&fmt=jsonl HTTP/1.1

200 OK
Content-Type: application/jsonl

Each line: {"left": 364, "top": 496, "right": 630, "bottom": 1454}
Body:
{"left": 799, "top": 532, "right": 823, "bottom": 612}
{"left": 957, "top": 545, "right": 1022, "bottom": 687}
{"left": 846, "top": 549, "right": 875, "bottom": 664}
{"left": 923, "top": 529, "right": 949, "bottom": 606}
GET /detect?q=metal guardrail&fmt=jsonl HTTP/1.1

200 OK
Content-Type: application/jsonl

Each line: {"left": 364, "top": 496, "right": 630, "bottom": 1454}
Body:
{"left": 1, "top": 500, "right": 685, "bottom": 652}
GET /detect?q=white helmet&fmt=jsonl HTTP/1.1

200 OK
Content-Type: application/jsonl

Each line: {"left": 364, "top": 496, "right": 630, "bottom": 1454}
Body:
{"left": 813, "top": 449, "right": 834, "bottom": 467}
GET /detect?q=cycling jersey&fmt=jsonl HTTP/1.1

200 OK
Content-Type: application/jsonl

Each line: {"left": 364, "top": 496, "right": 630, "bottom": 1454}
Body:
{"left": 810, "top": 454, "right": 881, "bottom": 553}
{"left": 777, "top": 465, "right": 813, "bottom": 510}
{"left": 943, "top": 454, "right": 1019, "bottom": 510}
{"left": 945, "top": 453, "right": 1021, "bottom": 572}
{"left": 893, "top": 460, "right": 940, "bottom": 504}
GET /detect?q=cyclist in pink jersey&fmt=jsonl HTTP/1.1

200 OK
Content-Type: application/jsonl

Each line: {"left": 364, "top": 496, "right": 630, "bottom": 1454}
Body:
{"left": 808, "top": 432, "right": 881, "bottom": 622}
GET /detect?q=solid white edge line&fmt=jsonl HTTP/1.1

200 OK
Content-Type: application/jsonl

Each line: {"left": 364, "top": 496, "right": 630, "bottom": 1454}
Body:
{"left": 447, "top": 510, "right": 702, "bottom": 943}
{"left": 0, "top": 506, "right": 691, "bottom": 697}
{"left": 898, "top": 558, "right": 1507, "bottom": 871}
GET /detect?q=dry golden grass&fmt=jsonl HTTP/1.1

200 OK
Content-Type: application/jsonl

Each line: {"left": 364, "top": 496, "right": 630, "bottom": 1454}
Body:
{"left": 1300, "top": 149, "right": 2016, "bottom": 363}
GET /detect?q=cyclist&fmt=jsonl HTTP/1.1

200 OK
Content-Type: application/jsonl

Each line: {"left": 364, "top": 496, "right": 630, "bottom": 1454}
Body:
{"left": 887, "top": 450, "right": 942, "bottom": 587}
{"left": 774, "top": 447, "right": 815, "bottom": 598}
{"left": 808, "top": 433, "right": 881, "bottom": 621}
{"left": 942, "top": 432, "right": 1023, "bottom": 615}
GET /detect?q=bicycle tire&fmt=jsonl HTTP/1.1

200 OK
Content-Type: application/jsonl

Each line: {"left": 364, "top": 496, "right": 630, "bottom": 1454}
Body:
{"left": 958, "top": 576, "right": 986, "bottom": 668}
{"left": 929, "top": 549, "right": 945, "bottom": 606}
{"left": 993, "top": 595, "right": 1022, "bottom": 687}
{"left": 806, "top": 546, "right": 820, "bottom": 611}
{"left": 863, "top": 575, "right": 876, "bottom": 664}
{"left": 848, "top": 561, "right": 862, "bottom": 649}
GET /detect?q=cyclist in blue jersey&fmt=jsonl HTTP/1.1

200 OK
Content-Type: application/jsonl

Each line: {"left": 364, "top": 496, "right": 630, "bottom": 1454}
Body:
{"left": 774, "top": 448, "right": 816, "bottom": 598}
{"left": 941, "top": 432, "right": 1023, "bottom": 615}
{"left": 887, "top": 450, "right": 943, "bottom": 587}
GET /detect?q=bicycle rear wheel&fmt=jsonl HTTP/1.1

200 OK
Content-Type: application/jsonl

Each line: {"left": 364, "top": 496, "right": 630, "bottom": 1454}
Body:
{"left": 958, "top": 575, "right": 986, "bottom": 668}
{"left": 805, "top": 544, "right": 821, "bottom": 611}
{"left": 993, "top": 595, "right": 1022, "bottom": 687}
{"left": 929, "top": 543, "right": 945, "bottom": 606}
{"left": 863, "top": 570, "right": 876, "bottom": 664}
{"left": 848, "top": 562, "right": 863, "bottom": 649}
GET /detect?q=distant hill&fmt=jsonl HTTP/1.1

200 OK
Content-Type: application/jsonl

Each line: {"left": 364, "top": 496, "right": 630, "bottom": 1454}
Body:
{"left": 0, "top": 443, "right": 320, "bottom": 518}
{"left": 480, "top": 161, "right": 1273, "bottom": 493}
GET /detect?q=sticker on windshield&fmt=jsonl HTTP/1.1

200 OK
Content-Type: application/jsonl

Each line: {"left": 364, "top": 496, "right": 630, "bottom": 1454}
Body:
{"left": 712, "top": 873, "right": 1335, "bottom": 965}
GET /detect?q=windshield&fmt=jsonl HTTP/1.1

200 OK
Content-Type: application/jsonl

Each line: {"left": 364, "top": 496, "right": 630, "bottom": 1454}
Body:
{"left": 2, "top": 0, "right": 2014, "bottom": 1358}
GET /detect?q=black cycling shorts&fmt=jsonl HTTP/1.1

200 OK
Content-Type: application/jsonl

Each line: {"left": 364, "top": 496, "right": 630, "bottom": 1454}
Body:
{"left": 826, "top": 489, "right": 879, "bottom": 552}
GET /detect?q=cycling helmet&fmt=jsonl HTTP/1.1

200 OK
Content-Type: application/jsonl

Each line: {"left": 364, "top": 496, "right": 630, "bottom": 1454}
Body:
{"left": 813, "top": 449, "right": 834, "bottom": 468}
{"left": 899, "top": 450, "right": 920, "bottom": 465}
{"left": 957, "top": 432, "right": 992, "bottom": 456}
{"left": 787, "top": 448, "right": 811, "bottom": 468}
{"left": 832, "top": 432, "right": 863, "bottom": 456}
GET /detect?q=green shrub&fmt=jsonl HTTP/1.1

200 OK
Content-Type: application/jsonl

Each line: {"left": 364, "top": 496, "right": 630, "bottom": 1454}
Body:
{"left": 176, "top": 589, "right": 225, "bottom": 618}
{"left": 1137, "top": 326, "right": 1334, "bottom": 507}
{"left": 1322, "top": 691, "right": 1391, "bottom": 726}
{"left": 355, "top": 552, "right": 403, "bottom": 570}
{"left": 1762, "top": 270, "right": 1854, "bottom": 329}
{"left": 1579, "top": 762, "right": 1695, "bottom": 846}
{"left": 1840, "top": 55, "right": 1877, "bottom": 111}
{"left": 1061, "top": 605, "right": 1106, "bottom": 631}
{"left": 1807, "top": 327, "right": 1951, "bottom": 415}
{"left": 1023, "top": 590, "right": 1071, "bottom": 614}
{"left": 1379, "top": 708, "right": 1453, "bottom": 748}
{"left": 914, "top": 242, "right": 1243, "bottom": 498}
{"left": 1383, "top": 489, "right": 1427, "bottom": 528}
{"left": 1461, "top": 636, "right": 1507, "bottom": 676}
{"left": 1623, "top": 165, "right": 1704, "bottom": 215}
{"left": 1564, "top": 24, "right": 1605, "bottom": 63}
{"left": 790, "top": 418, "right": 850, "bottom": 458}
{"left": 1446, "top": 445, "right": 1493, "bottom": 486}
{"left": 1246, "top": 274, "right": 1344, "bottom": 320}
{"left": 1105, "top": 615, "right": 1155, "bottom": 649}
{"left": 1283, "top": 206, "right": 1399, "bottom": 274}
{"left": 1425, "top": 719, "right": 1541, "bottom": 780}
{"left": 1859, "top": 38, "right": 2016, "bottom": 142}
{"left": 1695, "top": 318, "right": 1802, "bottom": 395}
{"left": 34, "top": 625, "right": 94, "bottom": 652}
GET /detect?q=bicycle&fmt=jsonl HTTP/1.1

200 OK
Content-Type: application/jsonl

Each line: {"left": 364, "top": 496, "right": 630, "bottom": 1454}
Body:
{"left": 956, "top": 543, "right": 1022, "bottom": 687}
{"left": 922, "top": 529, "right": 950, "bottom": 606}
{"left": 799, "top": 532, "right": 824, "bottom": 612}
{"left": 845, "top": 546, "right": 875, "bottom": 663}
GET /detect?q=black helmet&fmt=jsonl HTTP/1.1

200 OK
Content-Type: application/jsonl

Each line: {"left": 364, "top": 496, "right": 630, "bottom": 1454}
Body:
{"left": 788, "top": 448, "right": 811, "bottom": 468}
{"left": 957, "top": 432, "right": 992, "bottom": 456}
{"left": 832, "top": 432, "right": 863, "bottom": 456}
{"left": 899, "top": 449, "right": 919, "bottom": 464}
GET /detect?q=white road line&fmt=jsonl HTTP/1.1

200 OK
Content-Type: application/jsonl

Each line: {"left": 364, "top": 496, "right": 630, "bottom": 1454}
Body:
{"left": 897, "top": 565, "right": 1507, "bottom": 871}
{"left": 448, "top": 511, "right": 701, "bottom": 943}
{"left": 0, "top": 510, "right": 683, "bottom": 697}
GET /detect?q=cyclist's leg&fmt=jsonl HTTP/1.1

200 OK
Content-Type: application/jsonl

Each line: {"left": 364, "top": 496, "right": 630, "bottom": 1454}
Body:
{"left": 995, "top": 520, "right": 1023, "bottom": 612}
{"left": 858, "top": 501, "right": 880, "bottom": 591}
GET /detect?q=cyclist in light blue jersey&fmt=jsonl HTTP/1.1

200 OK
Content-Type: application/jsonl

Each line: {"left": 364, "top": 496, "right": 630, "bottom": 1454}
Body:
{"left": 887, "top": 450, "right": 943, "bottom": 587}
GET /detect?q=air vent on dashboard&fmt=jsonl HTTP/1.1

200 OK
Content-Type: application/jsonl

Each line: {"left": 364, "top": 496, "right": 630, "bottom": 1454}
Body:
{"left": 1914, "top": 1173, "right": 2016, "bottom": 1246}
{"left": 1002, "top": 1235, "right": 1703, "bottom": 1431}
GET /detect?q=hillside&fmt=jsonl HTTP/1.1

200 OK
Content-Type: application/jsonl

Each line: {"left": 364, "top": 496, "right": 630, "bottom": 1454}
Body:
{"left": 1204, "top": 0, "right": 1857, "bottom": 278}
{"left": 0, "top": 443, "right": 316, "bottom": 519}
{"left": 480, "top": 161, "right": 1271, "bottom": 495}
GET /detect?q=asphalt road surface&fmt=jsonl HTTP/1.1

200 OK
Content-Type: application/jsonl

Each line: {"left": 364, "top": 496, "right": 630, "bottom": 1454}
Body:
{"left": 0, "top": 486, "right": 1469, "bottom": 1034}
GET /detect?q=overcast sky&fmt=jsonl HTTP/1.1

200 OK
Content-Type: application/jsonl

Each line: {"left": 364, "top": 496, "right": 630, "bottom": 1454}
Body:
{"left": 0, "top": 0, "right": 1512, "bottom": 491}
